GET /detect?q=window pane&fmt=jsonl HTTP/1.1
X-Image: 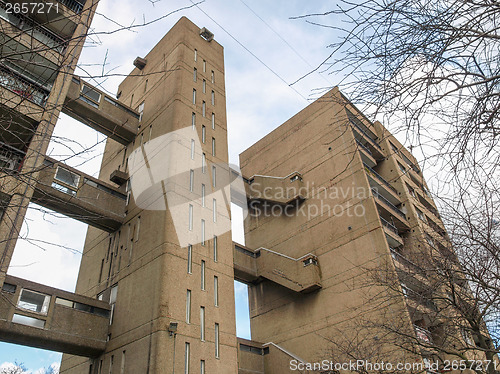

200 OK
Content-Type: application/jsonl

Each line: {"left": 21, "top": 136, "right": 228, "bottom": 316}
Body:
{"left": 54, "top": 167, "right": 80, "bottom": 188}
{"left": 200, "top": 306, "right": 205, "bottom": 341}
{"left": 201, "top": 260, "right": 205, "bottom": 290}
{"left": 186, "top": 290, "right": 191, "bottom": 323}
{"left": 187, "top": 245, "right": 192, "bottom": 273}
{"left": 18, "top": 289, "right": 50, "bottom": 314}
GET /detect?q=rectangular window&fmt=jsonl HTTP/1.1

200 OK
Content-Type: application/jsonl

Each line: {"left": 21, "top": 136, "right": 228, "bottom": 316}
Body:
{"left": 193, "top": 89, "right": 196, "bottom": 104}
{"left": 406, "top": 183, "right": 416, "bottom": 198}
{"left": 202, "top": 125, "right": 206, "bottom": 143}
{"left": 398, "top": 162, "right": 406, "bottom": 173}
{"left": 211, "top": 90, "right": 215, "bottom": 105}
{"left": 200, "top": 306, "right": 205, "bottom": 341}
{"left": 215, "top": 323, "right": 220, "bottom": 358}
{"left": 202, "top": 79, "right": 206, "bottom": 93}
{"left": 213, "top": 199, "right": 217, "bottom": 222}
{"left": 201, "top": 220, "right": 206, "bottom": 246}
{"left": 120, "top": 351, "right": 126, "bottom": 374}
{"left": 212, "top": 166, "right": 216, "bottom": 187}
{"left": 211, "top": 70, "right": 214, "bottom": 84}
{"left": 212, "top": 137, "right": 215, "bottom": 156}
{"left": 202, "top": 154, "right": 206, "bottom": 174}
{"left": 214, "top": 276, "right": 219, "bottom": 306}
{"left": 200, "top": 360, "right": 205, "bottom": 374}
{"left": 193, "top": 68, "right": 197, "bottom": 82}
{"left": 185, "top": 343, "right": 190, "bottom": 374}
{"left": 135, "top": 217, "right": 141, "bottom": 242}
{"left": 54, "top": 166, "right": 80, "bottom": 189}
{"left": 110, "top": 284, "right": 118, "bottom": 325}
{"left": 190, "top": 170, "right": 194, "bottom": 192}
{"left": 191, "top": 140, "right": 195, "bottom": 159}
{"left": 138, "top": 101, "right": 145, "bottom": 122}
{"left": 189, "top": 204, "right": 193, "bottom": 231}
{"left": 201, "top": 184, "right": 206, "bottom": 207}
{"left": 108, "top": 355, "right": 113, "bottom": 374}
{"left": 17, "top": 289, "right": 50, "bottom": 315}
{"left": 187, "top": 245, "right": 192, "bottom": 274}
{"left": 201, "top": 260, "right": 206, "bottom": 290}
{"left": 194, "top": 49, "right": 197, "bottom": 61}
{"left": 211, "top": 113, "right": 215, "bottom": 129}
{"left": 213, "top": 235, "right": 218, "bottom": 262}
{"left": 203, "top": 60, "right": 206, "bottom": 72}
{"left": 192, "top": 112, "right": 196, "bottom": 129}
{"left": 144, "top": 79, "right": 148, "bottom": 93}
{"left": 186, "top": 290, "right": 191, "bottom": 323}
{"left": 202, "top": 101, "right": 206, "bottom": 117}
{"left": 149, "top": 126, "right": 153, "bottom": 142}
{"left": 416, "top": 208, "right": 426, "bottom": 222}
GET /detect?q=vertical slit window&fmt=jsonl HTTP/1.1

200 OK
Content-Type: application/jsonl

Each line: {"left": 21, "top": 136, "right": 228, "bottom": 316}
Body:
{"left": 120, "top": 351, "right": 126, "bottom": 374}
{"left": 186, "top": 290, "right": 191, "bottom": 323}
{"left": 214, "top": 276, "right": 218, "bottom": 306}
{"left": 213, "top": 236, "right": 218, "bottom": 262}
{"left": 187, "top": 245, "right": 192, "bottom": 274}
{"left": 202, "top": 154, "right": 206, "bottom": 174}
{"left": 109, "top": 355, "right": 113, "bottom": 374}
{"left": 211, "top": 70, "right": 214, "bottom": 84}
{"left": 201, "top": 184, "right": 206, "bottom": 207}
{"left": 211, "top": 90, "right": 215, "bottom": 105}
{"left": 212, "top": 166, "right": 216, "bottom": 187}
{"left": 202, "top": 101, "right": 206, "bottom": 117}
{"left": 213, "top": 199, "right": 217, "bottom": 222}
{"left": 192, "top": 112, "right": 196, "bottom": 129}
{"left": 200, "top": 360, "right": 205, "bottom": 374}
{"left": 189, "top": 204, "right": 193, "bottom": 231}
{"left": 211, "top": 113, "right": 215, "bottom": 129}
{"left": 203, "top": 60, "right": 206, "bottom": 72}
{"left": 194, "top": 49, "right": 197, "bottom": 61}
{"left": 202, "top": 79, "right": 206, "bottom": 93}
{"left": 212, "top": 137, "right": 215, "bottom": 156}
{"left": 193, "top": 68, "right": 197, "bottom": 82}
{"left": 190, "top": 170, "right": 194, "bottom": 192}
{"left": 191, "top": 140, "right": 195, "bottom": 160}
{"left": 193, "top": 89, "right": 196, "bottom": 104}
{"left": 201, "top": 220, "right": 206, "bottom": 246}
{"left": 201, "top": 260, "right": 206, "bottom": 290}
{"left": 200, "top": 306, "right": 205, "bottom": 341}
{"left": 215, "top": 323, "right": 220, "bottom": 358}
{"left": 202, "top": 125, "right": 206, "bottom": 143}
{"left": 185, "top": 343, "right": 190, "bottom": 374}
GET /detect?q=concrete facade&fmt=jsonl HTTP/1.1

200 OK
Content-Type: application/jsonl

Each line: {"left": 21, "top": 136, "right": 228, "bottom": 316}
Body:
{"left": 0, "top": 4, "right": 487, "bottom": 374}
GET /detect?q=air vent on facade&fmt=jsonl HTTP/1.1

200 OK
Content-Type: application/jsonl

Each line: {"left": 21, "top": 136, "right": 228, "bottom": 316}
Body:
{"left": 133, "top": 57, "right": 147, "bottom": 70}
{"left": 200, "top": 27, "right": 214, "bottom": 41}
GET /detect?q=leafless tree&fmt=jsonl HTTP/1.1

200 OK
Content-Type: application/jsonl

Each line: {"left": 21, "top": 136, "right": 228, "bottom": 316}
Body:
{"left": 292, "top": 0, "right": 499, "bottom": 179}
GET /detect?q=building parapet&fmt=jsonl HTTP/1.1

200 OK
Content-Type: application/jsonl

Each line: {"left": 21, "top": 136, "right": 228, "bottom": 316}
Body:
{"left": 0, "top": 275, "right": 110, "bottom": 357}
{"left": 233, "top": 242, "right": 321, "bottom": 293}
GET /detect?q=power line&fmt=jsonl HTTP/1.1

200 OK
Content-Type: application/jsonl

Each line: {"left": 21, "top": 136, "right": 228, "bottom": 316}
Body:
{"left": 188, "top": 0, "right": 309, "bottom": 102}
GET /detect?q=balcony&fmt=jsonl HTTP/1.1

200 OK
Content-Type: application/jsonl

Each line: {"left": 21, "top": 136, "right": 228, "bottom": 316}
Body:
{"left": 244, "top": 171, "right": 305, "bottom": 206}
{"left": 390, "top": 248, "right": 426, "bottom": 278}
{"left": 0, "top": 141, "right": 25, "bottom": 173}
{"left": 371, "top": 187, "right": 406, "bottom": 220}
{"left": 0, "top": 2, "right": 68, "bottom": 54}
{"left": 364, "top": 163, "right": 398, "bottom": 195}
{"left": 57, "top": 0, "right": 86, "bottom": 13}
{"left": 356, "top": 139, "right": 377, "bottom": 167}
{"left": 0, "top": 65, "right": 49, "bottom": 108}
{"left": 381, "top": 216, "right": 404, "bottom": 247}
{"left": 0, "top": 275, "right": 110, "bottom": 357}
{"left": 63, "top": 77, "right": 139, "bottom": 145}
{"left": 233, "top": 242, "right": 321, "bottom": 293}
{"left": 32, "top": 157, "right": 126, "bottom": 231}
{"left": 414, "top": 325, "right": 433, "bottom": 344}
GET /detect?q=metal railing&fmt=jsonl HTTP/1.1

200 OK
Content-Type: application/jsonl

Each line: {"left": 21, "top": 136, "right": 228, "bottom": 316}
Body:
{"left": 355, "top": 138, "right": 373, "bottom": 156}
{"left": 0, "top": 141, "right": 25, "bottom": 172}
{"left": 380, "top": 216, "right": 399, "bottom": 235}
{"left": 0, "top": 66, "right": 49, "bottom": 107}
{"left": 0, "top": 2, "right": 68, "bottom": 53}
{"left": 391, "top": 248, "right": 422, "bottom": 273}
{"left": 58, "top": 0, "right": 85, "bottom": 13}
{"left": 414, "top": 325, "right": 433, "bottom": 344}
{"left": 364, "top": 163, "right": 398, "bottom": 194}
{"left": 350, "top": 119, "right": 382, "bottom": 150}
{"left": 371, "top": 188, "right": 405, "bottom": 218}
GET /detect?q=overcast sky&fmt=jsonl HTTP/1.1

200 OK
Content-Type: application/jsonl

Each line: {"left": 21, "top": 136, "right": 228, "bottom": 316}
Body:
{"left": 0, "top": 0, "right": 396, "bottom": 370}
